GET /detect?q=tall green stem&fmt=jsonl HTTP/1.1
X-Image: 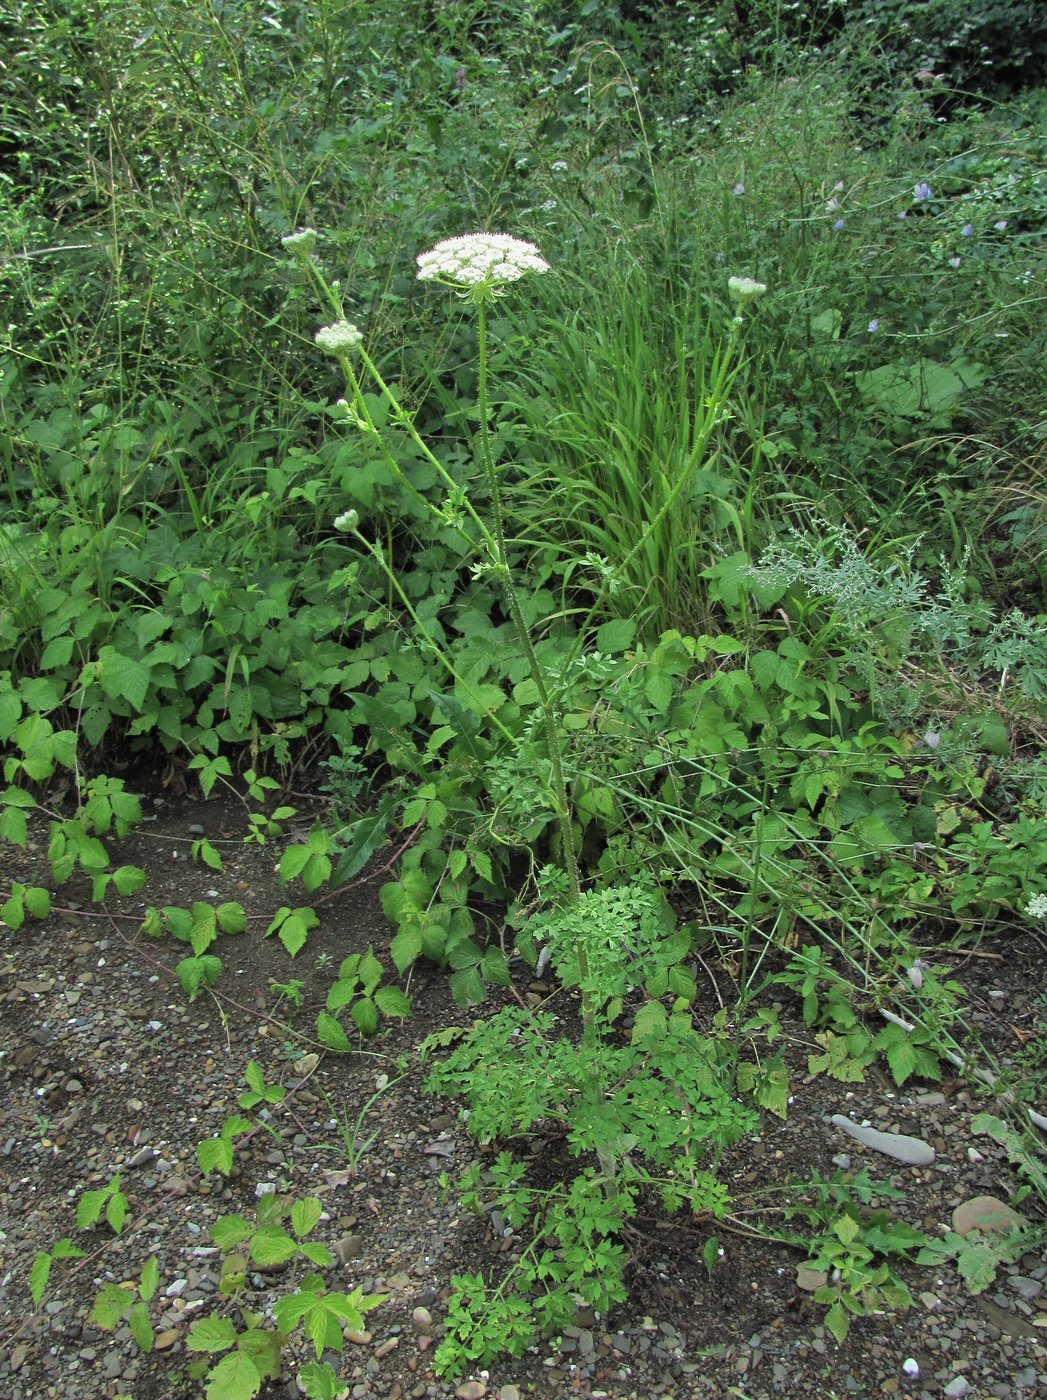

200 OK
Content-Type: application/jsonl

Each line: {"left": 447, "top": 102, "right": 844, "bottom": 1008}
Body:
{"left": 476, "top": 307, "right": 616, "bottom": 1192}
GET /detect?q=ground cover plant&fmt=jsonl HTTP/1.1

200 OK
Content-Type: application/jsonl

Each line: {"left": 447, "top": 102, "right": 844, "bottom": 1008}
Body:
{"left": 1, "top": 1, "right": 1046, "bottom": 1395}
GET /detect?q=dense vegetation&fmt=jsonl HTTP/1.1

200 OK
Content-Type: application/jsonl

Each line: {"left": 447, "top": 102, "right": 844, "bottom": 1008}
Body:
{"left": 2, "top": 0, "right": 1046, "bottom": 1392}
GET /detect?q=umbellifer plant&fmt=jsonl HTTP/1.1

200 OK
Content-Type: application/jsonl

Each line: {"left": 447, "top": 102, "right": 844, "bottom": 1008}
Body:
{"left": 283, "top": 227, "right": 769, "bottom": 1371}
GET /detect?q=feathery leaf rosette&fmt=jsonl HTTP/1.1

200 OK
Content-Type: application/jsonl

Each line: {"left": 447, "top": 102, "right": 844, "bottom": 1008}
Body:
{"left": 315, "top": 320, "right": 364, "bottom": 354}
{"left": 416, "top": 233, "right": 550, "bottom": 303}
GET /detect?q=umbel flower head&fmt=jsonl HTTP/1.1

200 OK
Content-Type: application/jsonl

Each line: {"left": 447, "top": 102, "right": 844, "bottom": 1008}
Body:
{"left": 728, "top": 275, "right": 768, "bottom": 306}
{"left": 416, "top": 233, "right": 550, "bottom": 303}
{"left": 315, "top": 320, "right": 363, "bottom": 355}
{"left": 282, "top": 227, "right": 318, "bottom": 255}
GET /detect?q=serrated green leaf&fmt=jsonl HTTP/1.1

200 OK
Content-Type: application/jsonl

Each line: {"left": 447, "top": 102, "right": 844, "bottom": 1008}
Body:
{"left": 482, "top": 946, "right": 511, "bottom": 987}
{"left": 299, "top": 1361, "right": 341, "bottom": 1400}
{"left": 885, "top": 1038, "right": 918, "bottom": 1088}
{"left": 595, "top": 617, "right": 636, "bottom": 653}
{"left": 0, "top": 690, "right": 22, "bottom": 741}
{"left": 448, "top": 848, "right": 467, "bottom": 879}
{"left": 197, "top": 1137, "right": 234, "bottom": 1177}
{"left": 29, "top": 1251, "right": 52, "bottom": 1307}
{"left": 0, "top": 805, "right": 27, "bottom": 847}
{"left": 187, "top": 1315, "right": 239, "bottom": 1353}
{"left": 305, "top": 1300, "right": 342, "bottom": 1358}
{"left": 389, "top": 923, "right": 423, "bottom": 973}
{"left": 824, "top": 1299, "right": 850, "bottom": 1344}
{"left": 956, "top": 1239, "right": 999, "bottom": 1294}
{"left": 325, "top": 977, "right": 358, "bottom": 1013}
{"left": 291, "top": 1198, "right": 322, "bottom": 1240}
{"left": 279, "top": 845, "right": 313, "bottom": 884}
{"left": 272, "top": 1290, "right": 312, "bottom": 1333}
{"left": 300, "top": 1241, "right": 334, "bottom": 1267}
{"left": 630, "top": 1000, "right": 667, "bottom": 1044}
{"left": 236, "top": 1328, "right": 282, "bottom": 1380}
{"left": 211, "top": 1215, "right": 253, "bottom": 1250}
{"left": 358, "top": 948, "right": 384, "bottom": 994}
{"left": 90, "top": 1282, "right": 131, "bottom": 1330}
{"left": 204, "top": 1348, "right": 263, "bottom": 1400}
{"left": 217, "top": 901, "right": 246, "bottom": 933}
{"left": 106, "top": 1187, "right": 129, "bottom": 1235}
{"left": 52, "top": 1238, "right": 85, "bottom": 1260}
{"left": 198, "top": 839, "right": 224, "bottom": 870}
{"left": 40, "top": 634, "right": 75, "bottom": 669}
{"left": 97, "top": 647, "right": 152, "bottom": 711}
{"left": 374, "top": 985, "right": 411, "bottom": 1018}
{"left": 250, "top": 1227, "right": 298, "bottom": 1268}
{"left": 245, "top": 1061, "right": 265, "bottom": 1095}
{"left": 470, "top": 849, "right": 493, "bottom": 884}
{"left": 139, "top": 1254, "right": 160, "bottom": 1303}
{"left": 350, "top": 997, "right": 378, "bottom": 1036}
{"left": 24, "top": 885, "right": 50, "bottom": 919}
{"left": 644, "top": 665, "right": 674, "bottom": 713}
{"left": 176, "top": 954, "right": 222, "bottom": 1001}
{"left": 1, "top": 891, "right": 24, "bottom": 929}
{"left": 329, "top": 793, "right": 397, "bottom": 885}
{"left": 220, "top": 1251, "right": 248, "bottom": 1296}
{"left": 834, "top": 1213, "right": 861, "bottom": 1245}
{"left": 76, "top": 1188, "right": 106, "bottom": 1229}
{"left": 316, "top": 1011, "right": 352, "bottom": 1054}
{"left": 112, "top": 865, "right": 148, "bottom": 896}
{"left": 278, "top": 910, "right": 315, "bottom": 957}
{"left": 128, "top": 1299, "right": 154, "bottom": 1352}
{"left": 449, "top": 967, "right": 485, "bottom": 1007}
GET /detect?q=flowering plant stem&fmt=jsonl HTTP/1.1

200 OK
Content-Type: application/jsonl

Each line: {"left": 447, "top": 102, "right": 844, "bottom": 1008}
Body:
{"left": 290, "top": 233, "right": 765, "bottom": 1203}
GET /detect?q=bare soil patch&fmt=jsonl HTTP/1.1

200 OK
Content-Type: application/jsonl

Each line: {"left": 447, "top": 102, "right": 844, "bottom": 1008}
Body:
{"left": 2, "top": 786, "right": 1046, "bottom": 1399}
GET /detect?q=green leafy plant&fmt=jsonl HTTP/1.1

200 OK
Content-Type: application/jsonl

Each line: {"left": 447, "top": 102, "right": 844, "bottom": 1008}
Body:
{"left": 90, "top": 1254, "right": 160, "bottom": 1355}
{"left": 424, "top": 870, "right": 758, "bottom": 1372}
{"left": 781, "top": 1170, "right": 926, "bottom": 1343}
{"left": 317, "top": 948, "right": 410, "bottom": 1051}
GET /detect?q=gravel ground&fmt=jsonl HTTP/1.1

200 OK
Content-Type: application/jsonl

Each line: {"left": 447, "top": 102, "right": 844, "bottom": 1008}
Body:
{"left": 1, "top": 787, "right": 1046, "bottom": 1399}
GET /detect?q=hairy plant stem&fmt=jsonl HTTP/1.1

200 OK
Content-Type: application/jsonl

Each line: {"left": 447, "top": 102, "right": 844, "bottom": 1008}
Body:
{"left": 477, "top": 304, "right": 618, "bottom": 1197}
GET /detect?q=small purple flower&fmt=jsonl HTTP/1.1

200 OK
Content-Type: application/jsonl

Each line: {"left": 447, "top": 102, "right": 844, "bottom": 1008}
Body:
{"left": 908, "top": 959, "right": 928, "bottom": 991}
{"left": 961, "top": 223, "right": 973, "bottom": 237}
{"left": 833, "top": 218, "right": 845, "bottom": 230}
{"left": 897, "top": 210, "right": 908, "bottom": 220}
{"left": 913, "top": 181, "right": 933, "bottom": 202}
{"left": 949, "top": 256, "right": 961, "bottom": 268}
{"left": 733, "top": 183, "right": 746, "bottom": 196}
{"left": 995, "top": 219, "right": 1008, "bottom": 231}
{"left": 826, "top": 197, "right": 840, "bottom": 212}
{"left": 868, "top": 318, "right": 880, "bottom": 332}
{"left": 923, "top": 729, "right": 940, "bottom": 750}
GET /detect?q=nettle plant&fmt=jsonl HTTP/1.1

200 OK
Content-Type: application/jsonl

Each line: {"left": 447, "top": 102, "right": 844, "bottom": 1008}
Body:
{"left": 283, "top": 229, "right": 770, "bottom": 1369}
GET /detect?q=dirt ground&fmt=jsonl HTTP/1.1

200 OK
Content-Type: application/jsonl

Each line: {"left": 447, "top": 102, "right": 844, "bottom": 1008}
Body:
{"left": 2, "top": 785, "right": 1046, "bottom": 1399}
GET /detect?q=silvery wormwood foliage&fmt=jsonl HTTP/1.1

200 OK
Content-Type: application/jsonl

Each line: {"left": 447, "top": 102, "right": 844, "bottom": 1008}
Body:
{"left": 750, "top": 526, "right": 987, "bottom": 652}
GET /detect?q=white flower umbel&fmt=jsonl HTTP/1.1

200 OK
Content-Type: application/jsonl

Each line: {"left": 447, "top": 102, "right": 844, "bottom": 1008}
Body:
{"left": 315, "top": 320, "right": 363, "bottom": 354}
{"left": 1025, "top": 893, "right": 1047, "bottom": 922}
{"left": 728, "top": 275, "right": 768, "bottom": 306}
{"left": 333, "top": 509, "right": 359, "bottom": 533}
{"left": 416, "top": 233, "right": 549, "bottom": 303}
{"left": 281, "top": 228, "right": 318, "bottom": 255}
